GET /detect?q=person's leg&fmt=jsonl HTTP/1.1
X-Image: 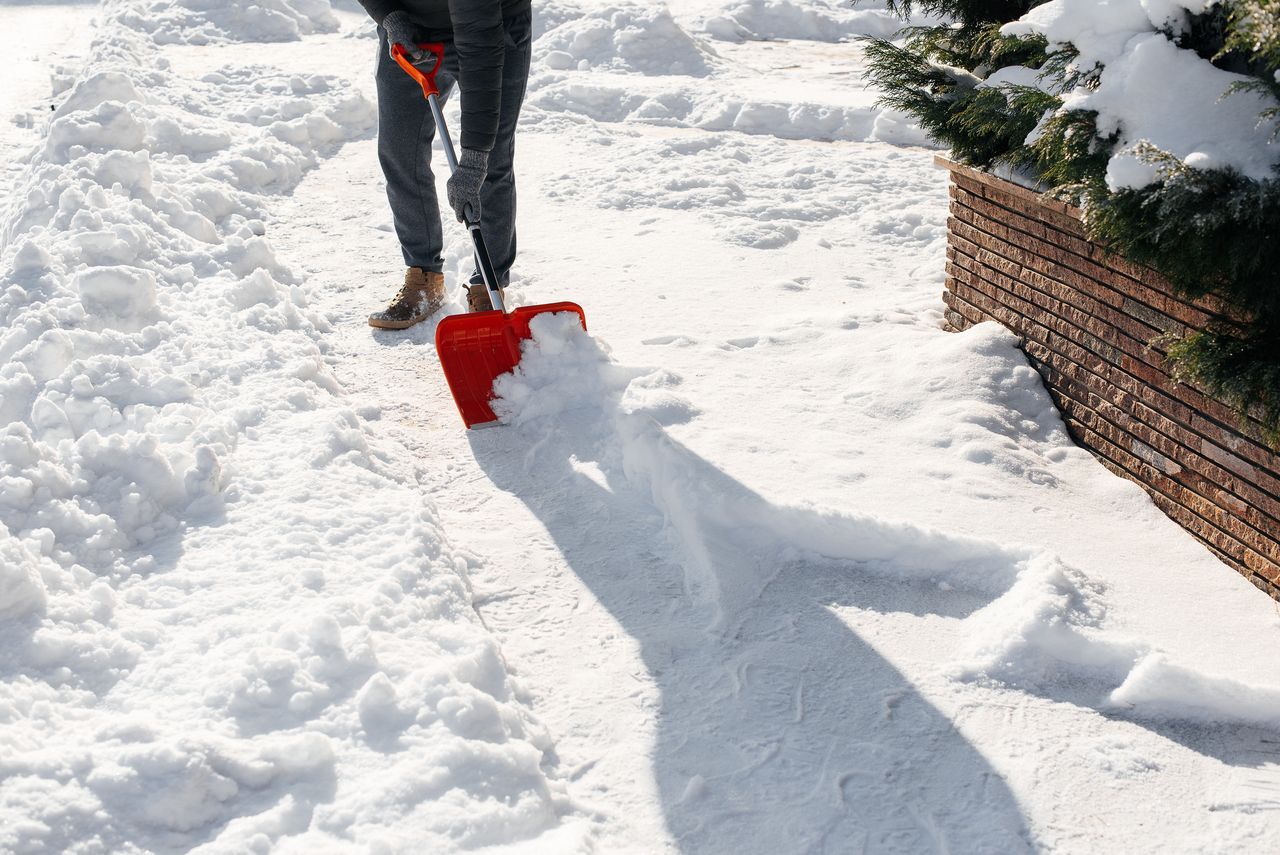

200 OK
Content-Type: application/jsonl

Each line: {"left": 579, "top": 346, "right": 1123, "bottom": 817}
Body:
{"left": 375, "top": 26, "right": 455, "bottom": 272}
{"left": 472, "top": 10, "right": 532, "bottom": 287}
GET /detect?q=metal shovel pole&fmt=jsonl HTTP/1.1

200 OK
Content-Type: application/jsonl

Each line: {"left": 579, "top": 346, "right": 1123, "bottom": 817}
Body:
{"left": 393, "top": 43, "right": 506, "bottom": 314}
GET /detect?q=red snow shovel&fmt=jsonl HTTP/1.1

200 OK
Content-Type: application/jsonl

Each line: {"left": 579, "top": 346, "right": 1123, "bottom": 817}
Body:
{"left": 393, "top": 43, "right": 587, "bottom": 429}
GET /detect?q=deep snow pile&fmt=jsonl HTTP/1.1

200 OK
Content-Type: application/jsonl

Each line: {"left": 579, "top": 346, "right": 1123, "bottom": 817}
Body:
{"left": 536, "top": 2, "right": 715, "bottom": 75}
{"left": 0, "top": 4, "right": 583, "bottom": 853}
{"left": 1003, "top": 0, "right": 1280, "bottom": 189}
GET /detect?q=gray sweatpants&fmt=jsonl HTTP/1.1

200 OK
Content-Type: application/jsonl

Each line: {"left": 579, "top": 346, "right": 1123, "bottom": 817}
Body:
{"left": 374, "top": 11, "right": 531, "bottom": 284}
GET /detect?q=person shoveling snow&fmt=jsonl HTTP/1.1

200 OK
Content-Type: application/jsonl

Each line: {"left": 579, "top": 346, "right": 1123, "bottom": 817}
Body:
{"left": 363, "top": 0, "right": 532, "bottom": 328}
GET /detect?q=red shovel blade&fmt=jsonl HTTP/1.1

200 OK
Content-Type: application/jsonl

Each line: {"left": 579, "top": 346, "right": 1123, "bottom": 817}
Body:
{"left": 435, "top": 302, "right": 587, "bottom": 428}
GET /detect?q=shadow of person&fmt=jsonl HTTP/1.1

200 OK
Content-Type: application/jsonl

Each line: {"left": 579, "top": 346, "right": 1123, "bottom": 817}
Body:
{"left": 465, "top": 329, "right": 1038, "bottom": 853}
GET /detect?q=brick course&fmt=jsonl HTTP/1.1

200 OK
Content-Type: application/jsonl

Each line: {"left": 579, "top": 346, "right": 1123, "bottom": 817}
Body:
{"left": 938, "top": 156, "right": 1280, "bottom": 599}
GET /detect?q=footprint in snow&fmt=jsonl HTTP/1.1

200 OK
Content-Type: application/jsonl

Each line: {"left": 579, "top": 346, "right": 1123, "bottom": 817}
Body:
{"left": 641, "top": 334, "right": 697, "bottom": 347}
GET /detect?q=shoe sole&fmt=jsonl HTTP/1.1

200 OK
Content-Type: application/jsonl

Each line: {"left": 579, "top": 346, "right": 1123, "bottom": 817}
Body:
{"left": 368, "top": 299, "right": 444, "bottom": 330}
{"left": 368, "top": 315, "right": 425, "bottom": 330}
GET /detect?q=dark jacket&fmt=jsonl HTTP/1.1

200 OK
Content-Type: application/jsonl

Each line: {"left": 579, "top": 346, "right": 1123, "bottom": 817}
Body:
{"left": 359, "top": 0, "right": 531, "bottom": 153}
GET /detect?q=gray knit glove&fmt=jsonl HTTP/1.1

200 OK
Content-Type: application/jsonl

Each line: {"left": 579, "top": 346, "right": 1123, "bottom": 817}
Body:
{"left": 383, "top": 10, "right": 424, "bottom": 62}
{"left": 447, "top": 148, "right": 488, "bottom": 224}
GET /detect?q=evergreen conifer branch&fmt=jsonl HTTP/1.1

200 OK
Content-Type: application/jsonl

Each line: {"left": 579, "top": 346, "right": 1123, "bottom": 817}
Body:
{"left": 1225, "top": 0, "right": 1280, "bottom": 69}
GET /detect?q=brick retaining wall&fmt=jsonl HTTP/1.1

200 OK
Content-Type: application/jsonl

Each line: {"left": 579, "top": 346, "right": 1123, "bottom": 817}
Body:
{"left": 937, "top": 156, "right": 1280, "bottom": 600}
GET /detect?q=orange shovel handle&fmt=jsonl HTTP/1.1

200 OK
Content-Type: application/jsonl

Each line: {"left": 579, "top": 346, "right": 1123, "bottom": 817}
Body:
{"left": 391, "top": 42, "right": 446, "bottom": 99}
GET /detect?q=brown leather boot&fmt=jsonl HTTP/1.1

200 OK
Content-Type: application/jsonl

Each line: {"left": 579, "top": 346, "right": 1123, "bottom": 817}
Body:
{"left": 368, "top": 268, "right": 445, "bottom": 329}
{"left": 466, "top": 282, "right": 507, "bottom": 313}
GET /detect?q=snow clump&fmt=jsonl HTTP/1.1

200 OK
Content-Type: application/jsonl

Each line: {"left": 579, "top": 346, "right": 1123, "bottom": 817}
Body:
{"left": 957, "top": 542, "right": 1280, "bottom": 732}
{"left": 535, "top": 1, "right": 716, "bottom": 76}
{"left": 493, "top": 311, "right": 661, "bottom": 424}
{"left": 1108, "top": 654, "right": 1280, "bottom": 730}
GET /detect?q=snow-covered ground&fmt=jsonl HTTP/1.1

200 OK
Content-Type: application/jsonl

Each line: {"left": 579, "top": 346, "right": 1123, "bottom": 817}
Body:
{"left": 0, "top": 2, "right": 97, "bottom": 207}
{"left": 2, "top": 1, "right": 1279, "bottom": 853}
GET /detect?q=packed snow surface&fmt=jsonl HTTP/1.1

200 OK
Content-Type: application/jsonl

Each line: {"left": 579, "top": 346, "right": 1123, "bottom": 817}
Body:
{"left": 2, "top": 0, "right": 1280, "bottom": 853}
{"left": 1003, "top": 0, "right": 1280, "bottom": 188}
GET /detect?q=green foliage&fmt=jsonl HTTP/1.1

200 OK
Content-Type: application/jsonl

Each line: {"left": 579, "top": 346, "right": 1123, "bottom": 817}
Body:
{"left": 1085, "top": 159, "right": 1280, "bottom": 314}
{"left": 862, "top": 2, "right": 1052, "bottom": 166}
{"left": 1225, "top": 0, "right": 1280, "bottom": 69}
{"left": 894, "top": 22, "right": 1048, "bottom": 71}
{"left": 862, "top": 37, "right": 1057, "bottom": 166}
{"left": 1229, "top": 80, "right": 1280, "bottom": 139}
{"left": 861, "top": 0, "right": 1280, "bottom": 440}
{"left": 1181, "top": 3, "right": 1234, "bottom": 63}
{"left": 1168, "top": 327, "right": 1280, "bottom": 446}
{"left": 1072, "top": 149, "right": 1280, "bottom": 442}
{"left": 1023, "top": 109, "right": 1113, "bottom": 186}
{"left": 1222, "top": 1, "right": 1280, "bottom": 136}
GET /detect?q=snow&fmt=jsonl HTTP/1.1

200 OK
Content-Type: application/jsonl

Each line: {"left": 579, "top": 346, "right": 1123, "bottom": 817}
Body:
{"left": 699, "top": 0, "right": 930, "bottom": 44}
{"left": 107, "top": 0, "right": 339, "bottom": 45}
{"left": 1003, "top": 0, "right": 1155, "bottom": 70}
{"left": 0, "top": 2, "right": 581, "bottom": 852}
{"left": 2, "top": 0, "right": 1280, "bottom": 852}
{"left": 494, "top": 305, "right": 1280, "bottom": 738}
{"left": 0, "top": 2, "right": 96, "bottom": 215}
{"left": 1110, "top": 655, "right": 1280, "bottom": 731}
{"left": 1003, "top": 0, "right": 1280, "bottom": 188}
{"left": 526, "top": 1, "right": 931, "bottom": 146}
{"left": 979, "top": 64, "right": 1049, "bottom": 90}
{"left": 534, "top": 3, "right": 715, "bottom": 76}
{"left": 1071, "top": 33, "right": 1280, "bottom": 186}
{"left": 0, "top": 533, "right": 50, "bottom": 622}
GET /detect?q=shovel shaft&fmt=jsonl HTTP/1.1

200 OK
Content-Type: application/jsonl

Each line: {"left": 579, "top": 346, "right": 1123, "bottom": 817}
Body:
{"left": 427, "top": 92, "right": 459, "bottom": 174}
{"left": 427, "top": 92, "right": 507, "bottom": 315}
